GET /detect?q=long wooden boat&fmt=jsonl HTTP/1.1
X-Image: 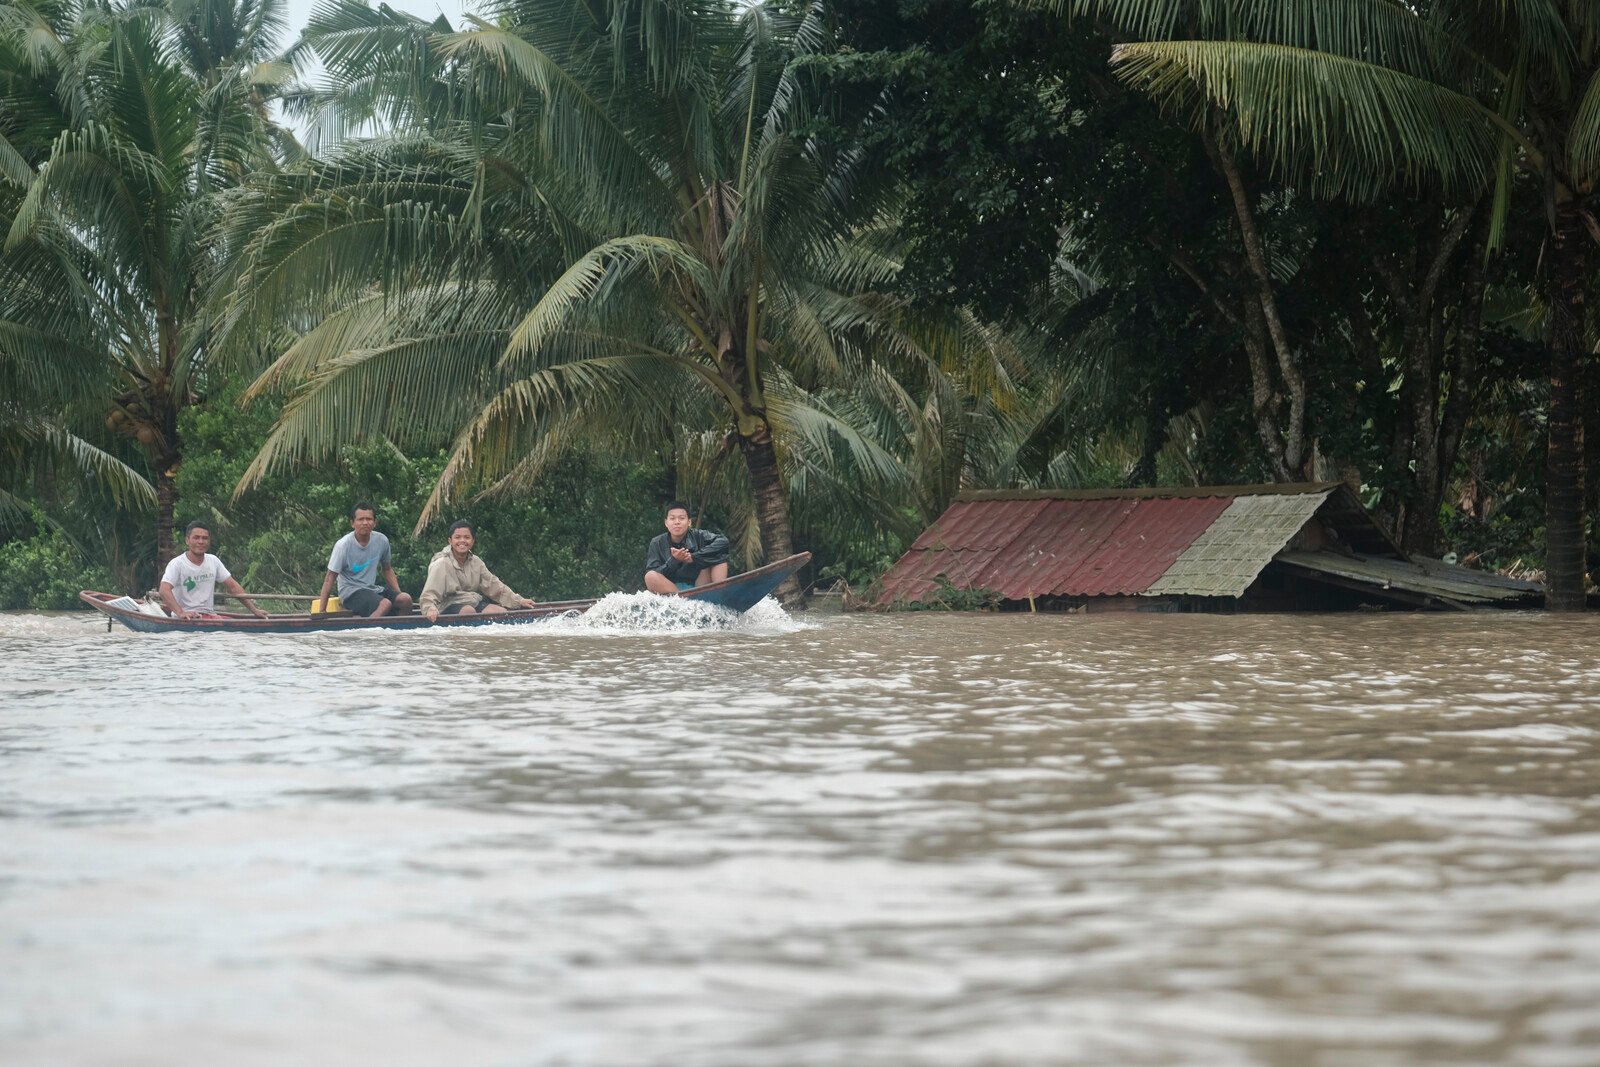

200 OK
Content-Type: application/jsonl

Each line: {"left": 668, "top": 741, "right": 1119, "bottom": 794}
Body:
{"left": 81, "top": 552, "right": 811, "bottom": 634}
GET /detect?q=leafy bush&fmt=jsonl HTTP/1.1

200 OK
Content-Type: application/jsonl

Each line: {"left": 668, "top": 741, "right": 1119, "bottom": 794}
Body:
{"left": 0, "top": 513, "right": 115, "bottom": 610}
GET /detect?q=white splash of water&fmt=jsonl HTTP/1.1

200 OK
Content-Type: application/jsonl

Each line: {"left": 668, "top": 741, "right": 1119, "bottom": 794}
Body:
{"left": 0, "top": 612, "right": 102, "bottom": 636}
{"left": 533, "top": 592, "right": 809, "bottom": 636}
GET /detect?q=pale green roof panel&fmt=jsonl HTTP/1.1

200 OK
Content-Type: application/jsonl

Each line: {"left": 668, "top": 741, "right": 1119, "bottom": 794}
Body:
{"left": 1146, "top": 490, "right": 1333, "bottom": 597}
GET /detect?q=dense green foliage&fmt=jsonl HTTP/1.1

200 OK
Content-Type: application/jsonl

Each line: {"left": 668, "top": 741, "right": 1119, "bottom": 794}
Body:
{"left": 174, "top": 382, "right": 674, "bottom": 599}
{"left": 0, "top": 0, "right": 299, "bottom": 566}
{"left": 0, "top": 511, "right": 115, "bottom": 610}
{"left": 1, "top": 0, "right": 1594, "bottom": 611}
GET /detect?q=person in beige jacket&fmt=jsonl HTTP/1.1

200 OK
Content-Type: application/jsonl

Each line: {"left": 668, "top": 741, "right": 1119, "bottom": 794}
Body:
{"left": 419, "top": 520, "right": 537, "bottom": 622}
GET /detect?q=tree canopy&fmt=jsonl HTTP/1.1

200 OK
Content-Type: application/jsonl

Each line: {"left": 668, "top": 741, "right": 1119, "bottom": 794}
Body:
{"left": 0, "top": 0, "right": 1591, "bottom": 609}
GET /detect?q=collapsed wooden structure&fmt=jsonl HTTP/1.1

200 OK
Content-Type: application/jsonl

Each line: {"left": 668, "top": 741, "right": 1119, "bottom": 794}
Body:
{"left": 874, "top": 484, "right": 1540, "bottom": 612}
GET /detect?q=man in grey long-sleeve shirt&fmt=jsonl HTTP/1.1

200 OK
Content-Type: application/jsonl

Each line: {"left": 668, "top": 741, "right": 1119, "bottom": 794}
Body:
{"left": 644, "top": 501, "right": 729, "bottom": 592}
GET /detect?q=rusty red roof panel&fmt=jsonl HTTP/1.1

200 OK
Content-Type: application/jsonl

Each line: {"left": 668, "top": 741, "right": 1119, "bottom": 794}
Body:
{"left": 972, "top": 497, "right": 1138, "bottom": 598}
{"left": 877, "top": 493, "right": 1235, "bottom": 603}
{"left": 878, "top": 499, "right": 1048, "bottom": 605}
{"left": 892, "top": 543, "right": 1004, "bottom": 588}
{"left": 1049, "top": 495, "right": 1232, "bottom": 596}
{"left": 874, "top": 546, "right": 999, "bottom": 605}
{"left": 909, "top": 498, "right": 1051, "bottom": 551}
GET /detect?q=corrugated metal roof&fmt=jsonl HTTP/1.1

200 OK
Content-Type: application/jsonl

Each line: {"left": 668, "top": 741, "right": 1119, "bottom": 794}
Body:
{"left": 959, "top": 482, "right": 1343, "bottom": 502}
{"left": 1146, "top": 491, "right": 1332, "bottom": 597}
{"left": 973, "top": 497, "right": 1136, "bottom": 598}
{"left": 873, "top": 483, "right": 1389, "bottom": 607}
{"left": 909, "top": 498, "right": 1050, "bottom": 551}
{"left": 1275, "top": 551, "right": 1543, "bottom": 604}
{"left": 970, "top": 496, "right": 1231, "bottom": 598}
{"left": 873, "top": 547, "right": 1003, "bottom": 605}
{"left": 1075, "top": 496, "right": 1235, "bottom": 595}
{"left": 878, "top": 498, "right": 1052, "bottom": 605}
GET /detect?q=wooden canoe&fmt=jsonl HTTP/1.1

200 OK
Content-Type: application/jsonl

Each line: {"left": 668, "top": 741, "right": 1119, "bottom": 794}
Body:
{"left": 80, "top": 552, "right": 810, "bottom": 634}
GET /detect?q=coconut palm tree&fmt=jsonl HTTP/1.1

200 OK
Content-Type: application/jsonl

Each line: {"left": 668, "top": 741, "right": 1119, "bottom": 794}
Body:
{"left": 1057, "top": 0, "right": 1599, "bottom": 609}
{"left": 0, "top": 195, "right": 155, "bottom": 533}
{"left": 225, "top": 0, "right": 1027, "bottom": 599}
{"left": 0, "top": 0, "right": 293, "bottom": 565}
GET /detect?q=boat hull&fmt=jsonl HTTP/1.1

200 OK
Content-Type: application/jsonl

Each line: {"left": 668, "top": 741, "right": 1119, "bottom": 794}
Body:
{"left": 81, "top": 553, "right": 809, "bottom": 634}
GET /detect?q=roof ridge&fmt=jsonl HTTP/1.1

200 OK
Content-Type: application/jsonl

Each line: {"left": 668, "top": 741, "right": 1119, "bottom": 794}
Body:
{"left": 957, "top": 482, "right": 1344, "bottom": 502}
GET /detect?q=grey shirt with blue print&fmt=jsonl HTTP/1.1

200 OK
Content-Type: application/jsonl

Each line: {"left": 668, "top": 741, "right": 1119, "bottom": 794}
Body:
{"left": 328, "top": 530, "right": 392, "bottom": 599}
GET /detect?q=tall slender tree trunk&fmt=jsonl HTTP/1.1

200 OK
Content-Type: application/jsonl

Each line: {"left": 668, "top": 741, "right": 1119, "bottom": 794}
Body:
{"left": 1544, "top": 198, "right": 1588, "bottom": 610}
{"left": 1241, "top": 301, "right": 1293, "bottom": 482}
{"left": 1398, "top": 312, "right": 1449, "bottom": 555}
{"left": 738, "top": 428, "right": 801, "bottom": 605}
{"left": 1353, "top": 201, "right": 1480, "bottom": 555}
{"left": 152, "top": 312, "right": 183, "bottom": 571}
{"left": 1435, "top": 211, "right": 1490, "bottom": 530}
{"left": 1207, "top": 130, "right": 1306, "bottom": 477}
{"left": 720, "top": 316, "right": 802, "bottom": 605}
{"left": 155, "top": 462, "right": 178, "bottom": 569}
{"left": 1162, "top": 242, "right": 1295, "bottom": 478}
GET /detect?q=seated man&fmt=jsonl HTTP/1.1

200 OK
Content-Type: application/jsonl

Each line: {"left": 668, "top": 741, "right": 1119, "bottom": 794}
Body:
{"left": 159, "top": 520, "right": 269, "bottom": 620}
{"left": 644, "top": 501, "right": 729, "bottom": 593}
{"left": 317, "top": 502, "right": 413, "bottom": 617}
{"left": 418, "top": 520, "right": 537, "bottom": 623}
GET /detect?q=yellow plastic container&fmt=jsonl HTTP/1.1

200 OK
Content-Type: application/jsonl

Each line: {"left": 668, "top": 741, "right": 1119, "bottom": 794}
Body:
{"left": 309, "top": 595, "right": 341, "bottom": 614}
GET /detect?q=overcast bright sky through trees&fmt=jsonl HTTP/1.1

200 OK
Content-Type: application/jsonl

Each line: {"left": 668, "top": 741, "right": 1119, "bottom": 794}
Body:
{"left": 276, "top": 0, "right": 476, "bottom": 142}
{"left": 283, "top": 0, "right": 475, "bottom": 37}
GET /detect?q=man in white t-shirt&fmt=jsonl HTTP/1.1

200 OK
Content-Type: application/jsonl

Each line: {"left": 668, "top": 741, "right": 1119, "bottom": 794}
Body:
{"left": 158, "top": 521, "right": 268, "bottom": 619}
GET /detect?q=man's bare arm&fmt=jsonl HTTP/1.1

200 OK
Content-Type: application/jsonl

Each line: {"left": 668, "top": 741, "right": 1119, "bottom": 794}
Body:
{"left": 222, "top": 577, "right": 268, "bottom": 618}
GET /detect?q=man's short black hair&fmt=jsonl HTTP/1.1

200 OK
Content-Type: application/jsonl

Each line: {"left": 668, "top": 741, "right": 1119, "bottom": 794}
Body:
{"left": 664, "top": 500, "right": 691, "bottom": 517}
{"left": 351, "top": 502, "right": 375, "bottom": 519}
{"left": 183, "top": 519, "right": 212, "bottom": 536}
{"left": 448, "top": 520, "right": 474, "bottom": 536}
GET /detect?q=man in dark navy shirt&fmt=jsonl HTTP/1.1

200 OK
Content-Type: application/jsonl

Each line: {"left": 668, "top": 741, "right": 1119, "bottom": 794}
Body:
{"left": 644, "top": 501, "right": 730, "bottom": 593}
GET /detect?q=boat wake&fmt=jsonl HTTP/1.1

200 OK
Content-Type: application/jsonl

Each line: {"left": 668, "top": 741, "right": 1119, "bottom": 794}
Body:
{"left": 535, "top": 592, "right": 807, "bottom": 636}
{"left": 0, "top": 612, "right": 108, "bottom": 637}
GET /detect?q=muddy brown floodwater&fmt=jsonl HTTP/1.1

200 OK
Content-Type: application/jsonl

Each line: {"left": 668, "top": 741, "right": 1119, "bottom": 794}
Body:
{"left": 2, "top": 600, "right": 1598, "bottom": 1066}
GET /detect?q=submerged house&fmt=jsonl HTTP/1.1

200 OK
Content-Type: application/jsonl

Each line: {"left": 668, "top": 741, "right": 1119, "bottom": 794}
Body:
{"left": 874, "top": 483, "right": 1542, "bottom": 612}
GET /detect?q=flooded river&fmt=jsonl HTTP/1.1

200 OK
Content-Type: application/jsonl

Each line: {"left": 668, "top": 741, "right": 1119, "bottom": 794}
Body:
{"left": 2, "top": 602, "right": 1598, "bottom": 1066}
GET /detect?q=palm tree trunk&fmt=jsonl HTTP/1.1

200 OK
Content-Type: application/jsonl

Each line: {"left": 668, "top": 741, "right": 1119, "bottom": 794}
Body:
{"left": 738, "top": 429, "right": 801, "bottom": 605}
{"left": 155, "top": 463, "right": 178, "bottom": 569}
{"left": 1544, "top": 199, "right": 1588, "bottom": 611}
{"left": 152, "top": 312, "right": 182, "bottom": 571}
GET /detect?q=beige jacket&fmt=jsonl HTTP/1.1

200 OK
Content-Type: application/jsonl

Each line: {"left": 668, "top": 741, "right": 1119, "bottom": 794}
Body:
{"left": 418, "top": 547, "right": 524, "bottom": 613}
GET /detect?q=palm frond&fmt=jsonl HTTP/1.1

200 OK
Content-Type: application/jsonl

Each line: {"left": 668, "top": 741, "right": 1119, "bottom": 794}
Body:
{"left": 501, "top": 234, "right": 715, "bottom": 367}
{"left": 5, "top": 120, "right": 168, "bottom": 254}
{"left": 418, "top": 351, "right": 694, "bottom": 527}
{"left": 235, "top": 320, "right": 509, "bottom": 493}
{"left": 0, "top": 128, "right": 33, "bottom": 185}
{"left": 441, "top": 19, "right": 671, "bottom": 218}
{"left": 1569, "top": 65, "right": 1600, "bottom": 184}
{"left": 1069, "top": 0, "right": 1495, "bottom": 83}
{"left": 1111, "top": 40, "right": 1512, "bottom": 199}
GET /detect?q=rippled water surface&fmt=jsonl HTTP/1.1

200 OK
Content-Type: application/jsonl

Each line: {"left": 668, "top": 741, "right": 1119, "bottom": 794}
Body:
{"left": 3, "top": 603, "right": 1599, "bottom": 1066}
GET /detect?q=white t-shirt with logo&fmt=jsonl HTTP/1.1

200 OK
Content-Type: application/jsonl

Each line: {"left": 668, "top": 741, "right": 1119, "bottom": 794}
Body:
{"left": 161, "top": 553, "right": 232, "bottom": 612}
